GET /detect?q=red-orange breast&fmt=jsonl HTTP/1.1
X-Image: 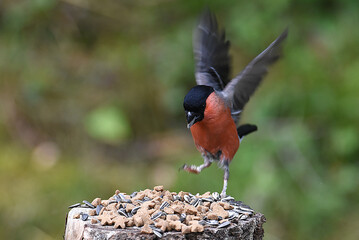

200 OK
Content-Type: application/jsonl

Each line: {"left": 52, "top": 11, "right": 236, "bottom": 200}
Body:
{"left": 190, "top": 92, "right": 239, "bottom": 162}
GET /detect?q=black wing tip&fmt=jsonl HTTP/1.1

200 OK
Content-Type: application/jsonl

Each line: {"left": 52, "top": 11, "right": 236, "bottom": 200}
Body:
{"left": 282, "top": 27, "right": 289, "bottom": 37}
{"left": 275, "top": 27, "right": 289, "bottom": 45}
{"left": 197, "top": 8, "right": 218, "bottom": 32}
{"left": 263, "top": 27, "right": 289, "bottom": 62}
{"left": 237, "top": 124, "right": 258, "bottom": 138}
{"left": 200, "top": 7, "right": 214, "bottom": 19}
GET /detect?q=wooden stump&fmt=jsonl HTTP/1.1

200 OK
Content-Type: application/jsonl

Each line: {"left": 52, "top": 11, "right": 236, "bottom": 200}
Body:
{"left": 64, "top": 187, "right": 266, "bottom": 240}
{"left": 64, "top": 207, "right": 266, "bottom": 240}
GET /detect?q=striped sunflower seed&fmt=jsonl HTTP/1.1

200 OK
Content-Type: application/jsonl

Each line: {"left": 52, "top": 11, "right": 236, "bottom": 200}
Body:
{"left": 96, "top": 204, "right": 103, "bottom": 215}
{"left": 180, "top": 213, "right": 186, "bottom": 222}
{"left": 218, "top": 221, "right": 230, "bottom": 228}
{"left": 68, "top": 203, "right": 81, "bottom": 209}
{"left": 201, "top": 197, "right": 214, "bottom": 202}
{"left": 153, "top": 230, "right": 162, "bottom": 238}
{"left": 212, "top": 192, "right": 220, "bottom": 201}
{"left": 207, "top": 220, "right": 219, "bottom": 226}
{"left": 131, "top": 206, "right": 141, "bottom": 215}
{"left": 83, "top": 200, "right": 95, "bottom": 209}
{"left": 191, "top": 198, "right": 200, "bottom": 207}
{"left": 184, "top": 195, "right": 191, "bottom": 203}
{"left": 150, "top": 211, "right": 163, "bottom": 221}
{"left": 81, "top": 213, "right": 89, "bottom": 221}
{"left": 114, "top": 195, "right": 121, "bottom": 203}
{"left": 159, "top": 201, "right": 170, "bottom": 210}
{"left": 221, "top": 196, "right": 234, "bottom": 202}
{"left": 117, "top": 209, "right": 128, "bottom": 217}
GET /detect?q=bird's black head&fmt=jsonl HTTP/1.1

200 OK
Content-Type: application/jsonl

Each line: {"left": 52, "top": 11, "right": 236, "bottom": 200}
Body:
{"left": 183, "top": 85, "right": 214, "bottom": 128}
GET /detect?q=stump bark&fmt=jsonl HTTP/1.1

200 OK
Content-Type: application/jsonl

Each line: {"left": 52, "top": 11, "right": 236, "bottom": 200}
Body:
{"left": 64, "top": 207, "right": 266, "bottom": 240}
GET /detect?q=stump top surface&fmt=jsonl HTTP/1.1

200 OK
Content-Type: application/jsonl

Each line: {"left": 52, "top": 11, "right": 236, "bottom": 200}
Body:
{"left": 64, "top": 186, "right": 266, "bottom": 239}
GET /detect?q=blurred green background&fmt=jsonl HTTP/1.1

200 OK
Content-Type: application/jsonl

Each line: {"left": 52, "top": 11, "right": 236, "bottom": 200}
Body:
{"left": 1, "top": 0, "right": 358, "bottom": 239}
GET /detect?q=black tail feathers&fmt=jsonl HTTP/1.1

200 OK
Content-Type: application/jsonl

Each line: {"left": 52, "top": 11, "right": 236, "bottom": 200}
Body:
{"left": 237, "top": 124, "right": 258, "bottom": 138}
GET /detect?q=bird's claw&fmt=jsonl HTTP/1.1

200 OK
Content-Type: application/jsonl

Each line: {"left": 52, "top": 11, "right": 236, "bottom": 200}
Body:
{"left": 180, "top": 164, "right": 199, "bottom": 174}
{"left": 179, "top": 164, "right": 187, "bottom": 172}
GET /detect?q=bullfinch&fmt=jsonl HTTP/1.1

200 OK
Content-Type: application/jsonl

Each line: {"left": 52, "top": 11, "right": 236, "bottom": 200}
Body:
{"left": 182, "top": 10, "right": 288, "bottom": 197}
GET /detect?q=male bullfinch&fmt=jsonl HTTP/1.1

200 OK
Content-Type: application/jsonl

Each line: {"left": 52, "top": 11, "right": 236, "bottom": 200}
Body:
{"left": 182, "top": 10, "right": 288, "bottom": 197}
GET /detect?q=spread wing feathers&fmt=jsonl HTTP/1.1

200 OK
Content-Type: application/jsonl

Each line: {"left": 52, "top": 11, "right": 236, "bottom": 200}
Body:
{"left": 223, "top": 28, "right": 288, "bottom": 124}
{"left": 194, "top": 10, "right": 231, "bottom": 91}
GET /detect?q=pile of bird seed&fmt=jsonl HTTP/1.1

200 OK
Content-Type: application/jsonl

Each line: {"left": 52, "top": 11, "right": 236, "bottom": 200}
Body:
{"left": 69, "top": 186, "right": 254, "bottom": 238}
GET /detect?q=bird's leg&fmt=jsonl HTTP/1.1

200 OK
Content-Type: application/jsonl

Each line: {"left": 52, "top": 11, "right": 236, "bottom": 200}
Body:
{"left": 181, "top": 156, "right": 212, "bottom": 174}
{"left": 220, "top": 161, "right": 229, "bottom": 198}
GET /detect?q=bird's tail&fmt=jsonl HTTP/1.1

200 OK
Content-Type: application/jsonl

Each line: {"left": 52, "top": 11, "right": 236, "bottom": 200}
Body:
{"left": 237, "top": 124, "right": 258, "bottom": 138}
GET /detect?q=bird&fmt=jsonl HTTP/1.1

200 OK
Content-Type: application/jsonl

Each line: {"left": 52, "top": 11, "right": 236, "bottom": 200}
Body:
{"left": 181, "top": 10, "right": 288, "bottom": 197}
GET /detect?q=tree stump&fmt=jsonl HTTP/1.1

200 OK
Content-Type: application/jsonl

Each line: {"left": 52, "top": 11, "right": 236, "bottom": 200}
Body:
{"left": 64, "top": 188, "right": 266, "bottom": 240}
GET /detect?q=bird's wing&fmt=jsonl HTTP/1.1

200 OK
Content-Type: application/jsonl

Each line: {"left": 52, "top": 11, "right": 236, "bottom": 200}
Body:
{"left": 193, "top": 10, "right": 231, "bottom": 91}
{"left": 222, "top": 28, "right": 288, "bottom": 124}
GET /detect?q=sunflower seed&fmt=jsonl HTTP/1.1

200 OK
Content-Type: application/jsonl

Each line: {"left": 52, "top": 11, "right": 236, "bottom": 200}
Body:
{"left": 151, "top": 211, "right": 163, "bottom": 220}
{"left": 118, "top": 209, "right": 128, "bottom": 217}
{"left": 108, "top": 200, "right": 117, "bottom": 205}
{"left": 120, "top": 196, "right": 132, "bottom": 203}
{"left": 153, "top": 230, "right": 162, "bottom": 238}
{"left": 180, "top": 213, "right": 186, "bottom": 222}
{"left": 199, "top": 220, "right": 207, "bottom": 225}
{"left": 160, "top": 201, "right": 170, "bottom": 210}
{"left": 228, "top": 210, "right": 239, "bottom": 220}
{"left": 240, "top": 214, "right": 248, "bottom": 220}
{"left": 172, "top": 195, "right": 181, "bottom": 201}
{"left": 238, "top": 206, "right": 254, "bottom": 213}
{"left": 134, "top": 200, "right": 142, "bottom": 204}
{"left": 83, "top": 200, "right": 95, "bottom": 209}
{"left": 68, "top": 203, "right": 81, "bottom": 209}
{"left": 228, "top": 201, "right": 240, "bottom": 207}
{"left": 218, "top": 221, "right": 230, "bottom": 228}
{"left": 130, "top": 191, "right": 138, "bottom": 198}
{"left": 184, "top": 195, "right": 191, "bottom": 203}
{"left": 81, "top": 213, "right": 89, "bottom": 221}
{"left": 212, "top": 192, "right": 220, "bottom": 201}
{"left": 131, "top": 206, "right": 141, "bottom": 215}
{"left": 201, "top": 197, "right": 214, "bottom": 202}
{"left": 207, "top": 220, "right": 219, "bottom": 226}
{"left": 114, "top": 195, "right": 121, "bottom": 203}
{"left": 96, "top": 204, "right": 103, "bottom": 215}
{"left": 149, "top": 225, "right": 162, "bottom": 232}
{"left": 191, "top": 198, "right": 200, "bottom": 207}
{"left": 221, "top": 196, "right": 235, "bottom": 202}
{"left": 232, "top": 208, "right": 251, "bottom": 215}
{"left": 118, "top": 193, "right": 126, "bottom": 200}
{"left": 143, "top": 196, "right": 151, "bottom": 201}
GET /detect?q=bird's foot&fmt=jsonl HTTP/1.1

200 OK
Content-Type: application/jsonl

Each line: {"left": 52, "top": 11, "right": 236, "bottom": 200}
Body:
{"left": 180, "top": 164, "right": 200, "bottom": 174}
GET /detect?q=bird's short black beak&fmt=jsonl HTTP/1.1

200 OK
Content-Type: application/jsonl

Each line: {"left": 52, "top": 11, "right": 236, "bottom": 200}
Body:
{"left": 186, "top": 111, "right": 202, "bottom": 128}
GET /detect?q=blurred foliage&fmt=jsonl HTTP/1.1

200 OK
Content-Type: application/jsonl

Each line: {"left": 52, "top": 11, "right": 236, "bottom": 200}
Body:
{"left": 0, "top": 0, "right": 359, "bottom": 239}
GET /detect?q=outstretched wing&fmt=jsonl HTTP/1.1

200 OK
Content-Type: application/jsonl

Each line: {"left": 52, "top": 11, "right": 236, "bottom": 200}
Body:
{"left": 222, "top": 28, "right": 288, "bottom": 124}
{"left": 193, "top": 10, "right": 231, "bottom": 91}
